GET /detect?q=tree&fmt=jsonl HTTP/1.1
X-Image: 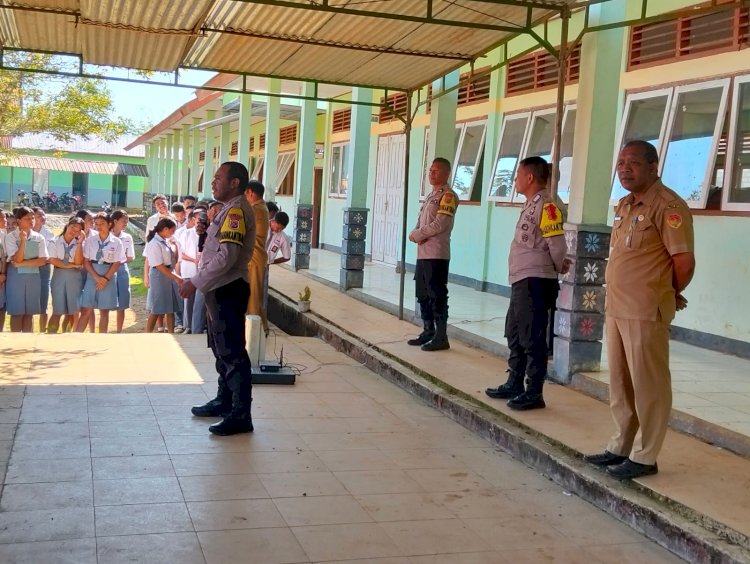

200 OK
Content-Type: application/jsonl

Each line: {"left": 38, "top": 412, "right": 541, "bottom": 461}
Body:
{"left": 0, "top": 51, "right": 136, "bottom": 156}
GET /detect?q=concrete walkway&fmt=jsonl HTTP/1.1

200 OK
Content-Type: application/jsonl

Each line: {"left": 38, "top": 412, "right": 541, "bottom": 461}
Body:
{"left": 0, "top": 332, "right": 683, "bottom": 563}
{"left": 267, "top": 265, "right": 750, "bottom": 562}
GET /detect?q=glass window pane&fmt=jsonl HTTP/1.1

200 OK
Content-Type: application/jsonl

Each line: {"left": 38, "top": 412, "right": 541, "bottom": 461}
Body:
{"left": 525, "top": 113, "right": 555, "bottom": 161}
{"left": 340, "top": 144, "right": 350, "bottom": 195}
{"left": 330, "top": 145, "right": 341, "bottom": 195}
{"left": 661, "top": 86, "right": 725, "bottom": 204}
{"left": 421, "top": 128, "right": 430, "bottom": 197}
{"left": 558, "top": 108, "right": 576, "bottom": 203}
{"left": 452, "top": 123, "right": 485, "bottom": 200}
{"left": 489, "top": 116, "right": 528, "bottom": 199}
{"left": 729, "top": 83, "right": 750, "bottom": 203}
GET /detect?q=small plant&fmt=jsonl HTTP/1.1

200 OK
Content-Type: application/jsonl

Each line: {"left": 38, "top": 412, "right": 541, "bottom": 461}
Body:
{"left": 298, "top": 286, "right": 312, "bottom": 302}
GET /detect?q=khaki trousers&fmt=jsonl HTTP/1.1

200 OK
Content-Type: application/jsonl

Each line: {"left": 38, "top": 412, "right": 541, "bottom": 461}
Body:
{"left": 605, "top": 316, "right": 672, "bottom": 465}
{"left": 246, "top": 257, "right": 267, "bottom": 331}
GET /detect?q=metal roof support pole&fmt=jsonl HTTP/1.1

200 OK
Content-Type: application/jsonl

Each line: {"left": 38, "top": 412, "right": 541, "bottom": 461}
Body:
{"left": 264, "top": 79, "right": 282, "bottom": 200}
{"left": 398, "top": 92, "right": 414, "bottom": 321}
{"left": 550, "top": 7, "right": 569, "bottom": 200}
{"left": 237, "top": 94, "right": 253, "bottom": 170}
{"left": 180, "top": 125, "right": 190, "bottom": 198}
{"left": 203, "top": 110, "right": 217, "bottom": 195}
{"left": 143, "top": 144, "right": 152, "bottom": 197}
{"left": 190, "top": 118, "right": 202, "bottom": 197}
{"left": 171, "top": 130, "right": 181, "bottom": 199}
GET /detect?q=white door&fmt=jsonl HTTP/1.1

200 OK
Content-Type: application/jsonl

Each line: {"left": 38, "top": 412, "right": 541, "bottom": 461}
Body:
{"left": 371, "top": 134, "right": 405, "bottom": 265}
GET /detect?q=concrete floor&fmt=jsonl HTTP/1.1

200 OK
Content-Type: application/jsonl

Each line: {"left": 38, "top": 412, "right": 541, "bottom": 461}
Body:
{"left": 0, "top": 332, "right": 682, "bottom": 563}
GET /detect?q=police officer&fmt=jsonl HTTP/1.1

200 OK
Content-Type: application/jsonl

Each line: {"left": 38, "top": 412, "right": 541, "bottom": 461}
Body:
{"left": 182, "top": 162, "right": 256, "bottom": 436}
{"left": 584, "top": 140, "right": 695, "bottom": 480}
{"left": 408, "top": 157, "right": 458, "bottom": 352}
{"left": 485, "top": 156, "right": 566, "bottom": 410}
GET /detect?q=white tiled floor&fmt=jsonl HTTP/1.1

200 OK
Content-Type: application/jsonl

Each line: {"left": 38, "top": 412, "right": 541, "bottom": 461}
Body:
{"left": 286, "top": 248, "right": 750, "bottom": 437}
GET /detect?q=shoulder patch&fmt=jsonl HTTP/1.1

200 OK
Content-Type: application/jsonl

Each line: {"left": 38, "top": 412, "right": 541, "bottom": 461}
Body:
{"left": 540, "top": 203, "right": 564, "bottom": 238}
{"left": 437, "top": 192, "right": 457, "bottom": 217}
{"left": 219, "top": 207, "right": 246, "bottom": 245}
{"left": 666, "top": 213, "right": 683, "bottom": 229}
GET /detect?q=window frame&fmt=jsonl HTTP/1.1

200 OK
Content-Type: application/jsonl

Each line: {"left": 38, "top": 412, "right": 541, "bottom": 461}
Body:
{"left": 557, "top": 104, "right": 578, "bottom": 204}
{"left": 275, "top": 151, "right": 296, "bottom": 196}
{"left": 487, "top": 111, "right": 532, "bottom": 203}
{"left": 450, "top": 119, "right": 487, "bottom": 202}
{"left": 328, "top": 142, "right": 350, "bottom": 198}
{"left": 722, "top": 74, "right": 750, "bottom": 211}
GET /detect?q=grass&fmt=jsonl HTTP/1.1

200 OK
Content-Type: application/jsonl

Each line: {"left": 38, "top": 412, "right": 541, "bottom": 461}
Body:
{"left": 129, "top": 253, "right": 147, "bottom": 297}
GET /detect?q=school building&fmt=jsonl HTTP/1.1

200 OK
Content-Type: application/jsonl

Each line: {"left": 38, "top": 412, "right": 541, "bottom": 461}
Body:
{"left": 0, "top": 134, "right": 147, "bottom": 210}
{"left": 127, "top": 0, "right": 750, "bottom": 377}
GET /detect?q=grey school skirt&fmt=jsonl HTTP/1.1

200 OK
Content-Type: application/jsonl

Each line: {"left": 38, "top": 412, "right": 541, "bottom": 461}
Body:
{"left": 116, "top": 263, "right": 131, "bottom": 310}
{"left": 80, "top": 262, "right": 118, "bottom": 310}
{"left": 5, "top": 265, "right": 42, "bottom": 315}
{"left": 51, "top": 267, "right": 83, "bottom": 315}
{"left": 147, "top": 266, "right": 180, "bottom": 315}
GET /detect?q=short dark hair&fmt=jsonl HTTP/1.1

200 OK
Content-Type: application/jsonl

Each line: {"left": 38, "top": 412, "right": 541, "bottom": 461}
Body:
{"left": 14, "top": 206, "right": 33, "bottom": 220}
{"left": 152, "top": 194, "right": 167, "bottom": 204}
{"left": 221, "top": 161, "right": 249, "bottom": 192}
{"left": 147, "top": 217, "right": 177, "bottom": 242}
{"left": 246, "top": 180, "right": 265, "bottom": 198}
{"left": 208, "top": 200, "right": 223, "bottom": 209}
{"left": 273, "top": 211, "right": 289, "bottom": 228}
{"left": 171, "top": 202, "right": 185, "bottom": 213}
{"left": 518, "top": 156, "right": 550, "bottom": 185}
{"left": 111, "top": 209, "right": 128, "bottom": 222}
{"left": 266, "top": 201, "right": 279, "bottom": 214}
{"left": 432, "top": 157, "right": 451, "bottom": 172}
{"left": 182, "top": 195, "right": 197, "bottom": 203}
{"left": 622, "top": 140, "right": 659, "bottom": 164}
{"left": 32, "top": 206, "right": 44, "bottom": 214}
{"left": 75, "top": 209, "right": 93, "bottom": 220}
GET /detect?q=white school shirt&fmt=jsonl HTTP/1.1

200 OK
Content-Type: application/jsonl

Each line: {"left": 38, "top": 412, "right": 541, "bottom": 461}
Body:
{"left": 116, "top": 231, "right": 135, "bottom": 261}
{"left": 144, "top": 212, "right": 175, "bottom": 257}
{"left": 38, "top": 225, "right": 56, "bottom": 242}
{"left": 266, "top": 230, "right": 291, "bottom": 263}
{"left": 144, "top": 234, "right": 175, "bottom": 268}
{"left": 5, "top": 229, "right": 50, "bottom": 261}
{"left": 177, "top": 227, "right": 199, "bottom": 279}
{"left": 83, "top": 233, "right": 125, "bottom": 264}
{"left": 49, "top": 235, "right": 82, "bottom": 264}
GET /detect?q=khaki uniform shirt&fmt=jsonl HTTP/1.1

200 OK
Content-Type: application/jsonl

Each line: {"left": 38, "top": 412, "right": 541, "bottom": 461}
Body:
{"left": 250, "top": 199, "right": 269, "bottom": 269}
{"left": 192, "top": 194, "right": 256, "bottom": 294}
{"left": 409, "top": 184, "right": 459, "bottom": 260}
{"left": 508, "top": 189, "right": 566, "bottom": 285}
{"left": 605, "top": 179, "right": 694, "bottom": 322}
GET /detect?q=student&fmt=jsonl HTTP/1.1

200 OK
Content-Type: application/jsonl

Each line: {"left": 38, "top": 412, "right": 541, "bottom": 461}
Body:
{"left": 5, "top": 207, "right": 49, "bottom": 332}
{"left": 0, "top": 211, "right": 7, "bottom": 331}
{"left": 75, "top": 208, "right": 97, "bottom": 333}
{"left": 190, "top": 212, "right": 209, "bottom": 334}
{"left": 78, "top": 212, "right": 124, "bottom": 333}
{"left": 111, "top": 210, "right": 135, "bottom": 333}
{"left": 171, "top": 202, "right": 187, "bottom": 229}
{"left": 266, "top": 201, "right": 279, "bottom": 221}
{"left": 144, "top": 194, "right": 174, "bottom": 292}
{"left": 47, "top": 218, "right": 85, "bottom": 333}
{"left": 207, "top": 200, "right": 223, "bottom": 223}
{"left": 267, "top": 211, "right": 291, "bottom": 265}
{"left": 32, "top": 207, "right": 55, "bottom": 333}
{"left": 144, "top": 218, "right": 183, "bottom": 333}
{"left": 182, "top": 195, "right": 197, "bottom": 209}
{"left": 176, "top": 210, "right": 200, "bottom": 333}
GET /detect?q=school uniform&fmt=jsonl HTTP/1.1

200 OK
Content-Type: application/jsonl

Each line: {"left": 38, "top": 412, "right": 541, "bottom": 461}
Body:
{"left": 37, "top": 226, "right": 55, "bottom": 316}
{"left": 49, "top": 235, "right": 83, "bottom": 315}
{"left": 80, "top": 233, "right": 125, "bottom": 310}
{"left": 0, "top": 230, "right": 7, "bottom": 309}
{"left": 144, "top": 234, "right": 181, "bottom": 315}
{"left": 115, "top": 231, "right": 135, "bottom": 310}
{"left": 4, "top": 230, "right": 49, "bottom": 315}
{"left": 265, "top": 230, "right": 291, "bottom": 310}
{"left": 177, "top": 227, "right": 199, "bottom": 331}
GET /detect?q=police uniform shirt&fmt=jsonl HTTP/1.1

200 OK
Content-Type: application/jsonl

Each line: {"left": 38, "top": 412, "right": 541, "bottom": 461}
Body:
{"left": 192, "top": 194, "right": 256, "bottom": 294}
{"left": 508, "top": 189, "right": 566, "bottom": 285}
{"left": 49, "top": 235, "right": 81, "bottom": 264}
{"left": 82, "top": 233, "right": 125, "bottom": 264}
{"left": 410, "top": 184, "right": 459, "bottom": 260}
{"left": 605, "top": 179, "right": 694, "bottom": 323}
{"left": 5, "top": 229, "right": 50, "bottom": 262}
{"left": 266, "top": 231, "right": 291, "bottom": 263}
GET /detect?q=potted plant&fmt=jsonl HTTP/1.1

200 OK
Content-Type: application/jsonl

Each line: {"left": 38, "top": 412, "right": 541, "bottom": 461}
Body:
{"left": 297, "top": 286, "right": 312, "bottom": 312}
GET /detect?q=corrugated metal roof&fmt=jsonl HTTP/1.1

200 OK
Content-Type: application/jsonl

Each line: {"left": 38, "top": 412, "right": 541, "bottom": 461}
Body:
{"left": 7, "top": 155, "right": 148, "bottom": 177}
{"left": 0, "top": 0, "right": 576, "bottom": 90}
{"left": 12, "top": 134, "right": 145, "bottom": 157}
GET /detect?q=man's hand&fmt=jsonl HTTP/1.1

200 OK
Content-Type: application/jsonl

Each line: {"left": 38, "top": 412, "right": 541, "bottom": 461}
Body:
{"left": 179, "top": 279, "right": 197, "bottom": 298}
{"left": 676, "top": 293, "right": 688, "bottom": 311}
{"left": 408, "top": 231, "right": 417, "bottom": 243}
{"left": 560, "top": 258, "right": 572, "bottom": 275}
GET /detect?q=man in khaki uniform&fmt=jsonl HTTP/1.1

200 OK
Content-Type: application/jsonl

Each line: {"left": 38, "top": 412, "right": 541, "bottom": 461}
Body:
{"left": 407, "top": 157, "right": 459, "bottom": 351}
{"left": 585, "top": 140, "right": 695, "bottom": 479}
{"left": 244, "top": 181, "right": 270, "bottom": 333}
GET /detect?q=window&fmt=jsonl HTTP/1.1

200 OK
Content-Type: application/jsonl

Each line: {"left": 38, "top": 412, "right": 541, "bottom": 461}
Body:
{"left": 329, "top": 143, "right": 350, "bottom": 197}
{"left": 611, "top": 81, "right": 730, "bottom": 207}
{"left": 260, "top": 133, "right": 266, "bottom": 150}
{"left": 332, "top": 108, "right": 352, "bottom": 133}
{"left": 111, "top": 174, "right": 127, "bottom": 208}
{"left": 488, "top": 106, "right": 577, "bottom": 202}
{"left": 250, "top": 157, "right": 264, "bottom": 181}
{"left": 420, "top": 128, "right": 431, "bottom": 198}
{"left": 33, "top": 168, "right": 49, "bottom": 195}
{"left": 451, "top": 120, "right": 486, "bottom": 201}
{"left": 249, "top": 137, "right": 255, "bottom": 152}
{"left": 379, "top": 93, "right": 408, "bottom": 123}
{"left": 506, "top": 44, "right": 581, "bottom": 95}
{"left": 230, "top": 141, "right": 238, "bottom": 156}
{"left": 279, "top": 124, "right": 297, "bottom": 146}
{"left": 275, "top": 151, "right": 296, "bottom": 195}
{"left": 457, "top": 68, "right": 492, "bottom": 105}
{"left": 723, "top": 76, "right": 750, "bottom": 209}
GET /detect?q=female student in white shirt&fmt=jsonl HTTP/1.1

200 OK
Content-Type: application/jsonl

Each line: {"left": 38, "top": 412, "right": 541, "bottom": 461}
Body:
{"left": 111, "top": 210, "right": 135, "bottom": 333}
{"left": 144, "top": 217, "right": 183, "bottom": 333}
{"left": 77, "top": 212, "right": 124, "bottom": 333}
{"left": 47, "top": 217, "right": 85, "bottom": 333}
{"left": 0, "top": 211, "right": 7, "bottom": 331}
{"left": 5, "top": 206, "right": 50, "bottom": 332}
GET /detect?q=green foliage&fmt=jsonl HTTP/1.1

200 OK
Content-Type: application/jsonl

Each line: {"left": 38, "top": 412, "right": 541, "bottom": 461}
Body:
{"left": 0, "top": 52, "right": 136, "bottom": 156}
{"left": 298, "top": 285, "right": 312, "bottom": 302}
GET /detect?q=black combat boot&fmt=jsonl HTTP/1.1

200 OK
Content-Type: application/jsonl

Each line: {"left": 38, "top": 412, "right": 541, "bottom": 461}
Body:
{"left": 507, "top": 374, "right": 545, "bottom": 410}
{"left": 407, "top": 319, "right": 435, "bottom": 346}
{"left": 209, "top": 376, "right": 253, "bottom": 436}
{"left": 485, "top": 369, "right": 525, "bottom": 399}
{"left": 421, "top": 319, "right": 449, "bottom": 351}
{"left": 191, "top": 373, "right": 231, "bottom": 417}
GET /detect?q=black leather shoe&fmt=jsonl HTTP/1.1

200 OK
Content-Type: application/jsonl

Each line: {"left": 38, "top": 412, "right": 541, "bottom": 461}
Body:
{"left": 583, "top": 451, "right": 628, "bottom": 466}
{"left": 209, "top": 416, "right": 254, "bottom": 436}
{"left": 191, "top": 399, "right": 230, "bottom": 418}
{"left": 421, "top": 337, "right": 450, "bottom": 351}
{"left": 407, "top": 332, "right": 434, "bottom": 346}
{"left": 485, "top": 385, "right": 524, "bottom": 400}
{"left": 607, "top": 459, "right": 658, "bottom": 480}
{"left": 507, "top": 392, "right": 545, "bottom": 410}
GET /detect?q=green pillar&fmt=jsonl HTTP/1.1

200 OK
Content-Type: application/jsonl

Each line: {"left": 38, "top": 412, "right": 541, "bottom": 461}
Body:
{"left": 219, "top": 121, "right": 231, "bottom": 163}
{"left": 191, "top": 118, "right": 201, "bottom": 196}
{"left": 428, "top": 71, "right": 459, "bottom": 166}
{"left": 159, "top": 137, "right": 169, "bottom": 196}
{"left": 264, "top": 79, "right": 281, "bottom": 200}
{"left": 553, "top": 1, "right": 627, "bottom": 382}
{"left": 291, "top": 82, "right": 317, "bottom": 272}
{"left": 204, "top": 110, "right": 217, "bottom": 194}
{"left": 171, "top": 131, "right": 180, "bottom": 199}
{"left": 237, "top": 94, "right": 252, "bottom": 169}
{"left": 144, "top": 144, "right": 152, "bottom": 197}
{"left": 180, "top": 124, "right": 190, "bottom": 198}
{"left": 165, "top": 133, "right": 174, "bottom": 197}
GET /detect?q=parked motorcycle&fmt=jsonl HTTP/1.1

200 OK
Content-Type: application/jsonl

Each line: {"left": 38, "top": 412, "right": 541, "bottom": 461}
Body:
{"left": 58, "top": 192, "right": 82, "bottom": 213}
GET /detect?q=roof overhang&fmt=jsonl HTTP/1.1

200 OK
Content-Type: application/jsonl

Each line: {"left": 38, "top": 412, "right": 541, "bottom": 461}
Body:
{"left": 0, "top": 0, "right": 586, "bottom": 92}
